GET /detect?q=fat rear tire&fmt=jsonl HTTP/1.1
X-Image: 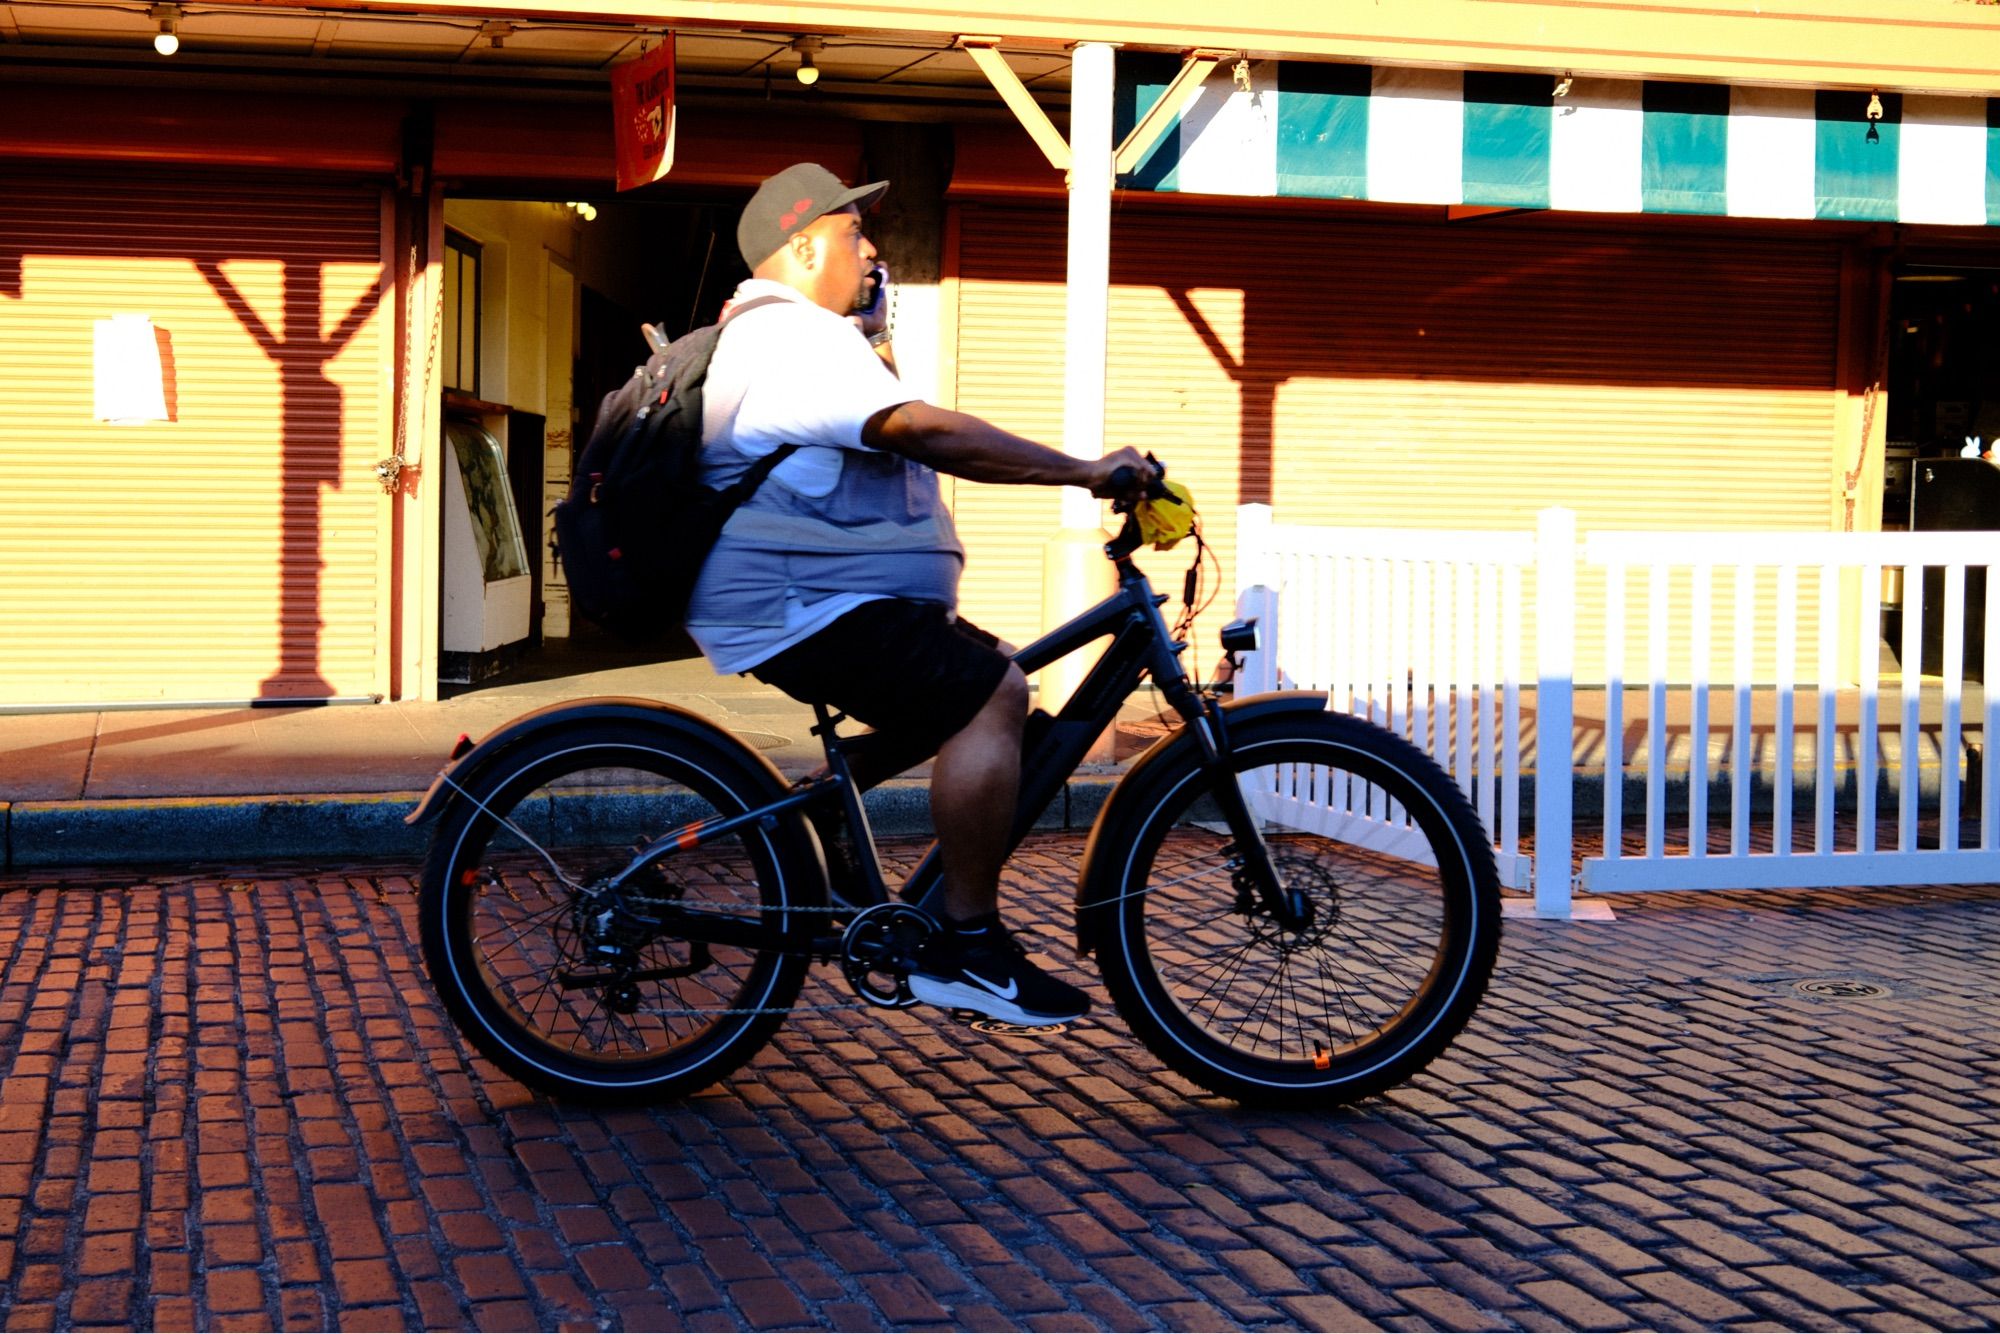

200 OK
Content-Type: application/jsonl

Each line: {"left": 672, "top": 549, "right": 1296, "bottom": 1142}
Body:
{"left": 418, "top": 723, "right": 820, "bottom": 1104}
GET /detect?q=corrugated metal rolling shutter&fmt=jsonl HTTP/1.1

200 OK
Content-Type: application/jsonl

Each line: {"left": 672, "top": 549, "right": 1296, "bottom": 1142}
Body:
{"left": 0, "top": 169, "right": 388, "bottom": 706}
{"left": 949, "top": 204, "right": 1842, "bottom": 678}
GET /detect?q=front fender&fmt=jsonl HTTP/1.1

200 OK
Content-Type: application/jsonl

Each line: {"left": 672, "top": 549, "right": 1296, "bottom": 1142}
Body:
{"left": 1073, "top": 689, "right": 1329, "bottom": 956}
{"left": 404, "top": 696, "right": 788, "bottom": 827}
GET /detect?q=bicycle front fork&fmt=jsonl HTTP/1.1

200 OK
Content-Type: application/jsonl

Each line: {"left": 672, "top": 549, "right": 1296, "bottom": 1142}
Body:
{"left": 1187, "top": 699, "right": 1314, "bottom": 934}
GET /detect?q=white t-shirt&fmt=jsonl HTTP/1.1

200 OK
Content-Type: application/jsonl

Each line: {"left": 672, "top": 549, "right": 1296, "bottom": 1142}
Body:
{"left": 688, "top": 279, "right": 920, "bottom": 674}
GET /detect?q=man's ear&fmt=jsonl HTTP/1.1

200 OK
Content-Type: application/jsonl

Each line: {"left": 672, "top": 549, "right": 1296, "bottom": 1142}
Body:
{"left": 790, "top": 231, "right": 818, "bottom": 270}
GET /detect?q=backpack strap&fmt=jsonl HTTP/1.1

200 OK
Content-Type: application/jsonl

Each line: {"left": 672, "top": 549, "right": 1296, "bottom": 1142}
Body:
{"left": 722, "top": 442, "right": 799, "bottom": 505}
{"left": 710, "top": 293, "right": 817, "bottom": 507}
{"left": 720, "top": 293, "right": 790, "bottom": 326}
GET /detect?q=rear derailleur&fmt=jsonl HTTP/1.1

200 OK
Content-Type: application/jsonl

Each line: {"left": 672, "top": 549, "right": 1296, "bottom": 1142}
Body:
{"left": 562, "top": 871, "right": 710, "bottom": 1014}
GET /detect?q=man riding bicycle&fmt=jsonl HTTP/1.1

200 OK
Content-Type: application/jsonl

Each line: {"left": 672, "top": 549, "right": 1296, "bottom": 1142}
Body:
{"left": 686, "top": 162, "right": 1149, "bottom": 1026}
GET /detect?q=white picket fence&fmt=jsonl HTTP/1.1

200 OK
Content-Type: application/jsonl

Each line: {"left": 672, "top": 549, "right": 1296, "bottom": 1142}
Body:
{"left": 1235, "top": 506, "right": 1537, "bottom": 891}
{"left": 1234, "top": 503, "right": 2000, "bottom": 916}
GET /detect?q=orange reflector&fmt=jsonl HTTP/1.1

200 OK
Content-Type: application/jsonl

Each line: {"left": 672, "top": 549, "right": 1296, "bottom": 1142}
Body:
{"left": 1313, "top": 1045, "right": 1331, "bottom": 1071}
{"left": 460, "top": 870, "right": 480, "bottom": 886}
{"left": 676, "top": 822, "right": 705, "bottom": 850}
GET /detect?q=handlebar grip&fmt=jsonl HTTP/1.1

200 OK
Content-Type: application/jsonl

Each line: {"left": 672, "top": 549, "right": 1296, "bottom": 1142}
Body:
{"left": 1107, "top": 458, "right": 1170, "bottom": 512}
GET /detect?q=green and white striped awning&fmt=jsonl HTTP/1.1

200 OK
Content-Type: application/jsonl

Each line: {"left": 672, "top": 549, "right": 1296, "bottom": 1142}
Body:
{"left": 1116, "top": 56, "right": 2000, "bottom": 225}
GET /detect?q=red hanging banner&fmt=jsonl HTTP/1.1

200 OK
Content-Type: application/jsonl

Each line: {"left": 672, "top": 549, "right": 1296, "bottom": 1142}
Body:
{"left": 611, "top": 37, "right": 676, "bottom": 192}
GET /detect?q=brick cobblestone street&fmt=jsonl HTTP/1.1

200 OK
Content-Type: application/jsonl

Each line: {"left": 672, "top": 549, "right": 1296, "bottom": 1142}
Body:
{"left": 1, "top": 834, "right": 1999, "bottom": 1330}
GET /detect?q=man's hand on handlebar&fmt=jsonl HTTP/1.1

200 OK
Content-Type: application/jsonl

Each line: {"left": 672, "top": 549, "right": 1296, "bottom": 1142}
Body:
{"left": 1088, "top": 448, "right": 1159, "bottom": 506}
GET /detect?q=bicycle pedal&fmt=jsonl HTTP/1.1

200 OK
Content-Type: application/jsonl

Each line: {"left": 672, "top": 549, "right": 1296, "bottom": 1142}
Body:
{"left": 949, "top": 1009, "right": 1074, "bottom": 1037}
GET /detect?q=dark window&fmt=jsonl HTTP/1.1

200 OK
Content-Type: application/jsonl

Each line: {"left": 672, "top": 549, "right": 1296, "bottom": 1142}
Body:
{"left": 443, "top": 229, "right": 482, "bottom": 395}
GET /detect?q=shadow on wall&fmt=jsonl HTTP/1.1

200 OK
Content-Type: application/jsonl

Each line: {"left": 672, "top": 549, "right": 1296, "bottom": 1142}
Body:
{"left": 198, "top": 259, "right": 382, "bottom": 699}
{"left": 955, "top": 203, "right": 1845, "bottom": 516}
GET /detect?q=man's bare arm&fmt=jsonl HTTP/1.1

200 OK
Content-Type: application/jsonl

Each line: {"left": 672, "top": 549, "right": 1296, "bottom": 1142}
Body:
{"left": 863, "top": 400, "right": 1147, "bottom": 495}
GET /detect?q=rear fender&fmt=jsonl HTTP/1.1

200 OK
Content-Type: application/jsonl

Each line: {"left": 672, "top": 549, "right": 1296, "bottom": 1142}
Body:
{"left": 1073, "top": 689, "right": 1329, "bottom": 956}
{"left": 404, "top": 696, "right": 790, "bottom": 827}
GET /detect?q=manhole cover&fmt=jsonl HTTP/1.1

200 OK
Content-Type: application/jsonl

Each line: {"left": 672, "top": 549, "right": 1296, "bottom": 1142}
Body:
{"left": 1795, "top": 979, "right": 1892, "bottom": 1000}
{"left": 955, "top": 1011, "right": 1072, "bottom": 1036}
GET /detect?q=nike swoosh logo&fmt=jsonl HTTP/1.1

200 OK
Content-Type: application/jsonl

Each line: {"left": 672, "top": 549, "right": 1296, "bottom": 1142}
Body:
{"left": 962, "top": 969, "right": 1019, "bottom": 1001}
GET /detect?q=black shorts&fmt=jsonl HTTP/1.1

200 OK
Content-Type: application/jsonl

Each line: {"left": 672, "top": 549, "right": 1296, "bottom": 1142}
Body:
{"left": 751, "top": 599, "right": 1012, "bottom": 758}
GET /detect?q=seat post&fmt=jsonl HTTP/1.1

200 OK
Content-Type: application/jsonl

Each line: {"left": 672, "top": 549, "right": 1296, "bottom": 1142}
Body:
{"left": 806, "top": 702, "right": 891, "bottom": 906}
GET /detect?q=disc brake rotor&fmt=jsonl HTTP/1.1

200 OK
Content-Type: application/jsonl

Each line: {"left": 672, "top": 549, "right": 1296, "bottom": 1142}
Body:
{"left": 1239, "top": 854, "right": 1345, "bottom": 952}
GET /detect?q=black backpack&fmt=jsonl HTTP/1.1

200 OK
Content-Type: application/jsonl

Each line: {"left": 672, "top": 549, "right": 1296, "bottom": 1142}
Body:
{"left": 552, "top": 297, "right": 794, "bottom": 644}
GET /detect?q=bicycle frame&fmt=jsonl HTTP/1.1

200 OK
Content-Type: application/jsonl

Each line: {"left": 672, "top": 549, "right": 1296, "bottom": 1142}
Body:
{"left": 618, "top": 530, "right": 1297, "bottom": 946}
{"left": 839, "top": 553, "right": 1208, "bottom": 916}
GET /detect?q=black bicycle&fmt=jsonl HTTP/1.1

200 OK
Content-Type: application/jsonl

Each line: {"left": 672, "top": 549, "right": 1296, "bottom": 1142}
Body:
{"left": 408, "top": 465, "right": 1500, "bottom": 1108}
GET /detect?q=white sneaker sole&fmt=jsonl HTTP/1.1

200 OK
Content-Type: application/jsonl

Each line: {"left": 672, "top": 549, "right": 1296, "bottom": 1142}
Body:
{"left": 907, "top": 975, "right": 1087, "bottom": 1027}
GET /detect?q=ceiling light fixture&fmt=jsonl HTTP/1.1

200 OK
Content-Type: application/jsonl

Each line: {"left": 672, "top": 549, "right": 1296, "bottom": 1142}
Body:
{"left": 792, "top": 37, "right": 822, "bottom": 86}
{"left": 481, "top": 20, "right": 514, "bottom": 49}
{"left": 1552, "top": 71, "right": 1573, "bottom": 99}
{"left": 150, "top": 4, "right": 180, "bottom": 56}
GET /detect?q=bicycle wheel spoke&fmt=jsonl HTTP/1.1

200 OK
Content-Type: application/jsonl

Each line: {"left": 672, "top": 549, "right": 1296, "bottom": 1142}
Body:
{"left": 1182, "top": 943, "right": 1250, "bottom": 1014}
{"left": 473, "top": 897, "right": 569, "bottom": 953}
{"left": 1145, "top": 847, "right": 1234, "bottom": 881}
{"left": 1305, "top": 941, "right": 1386, "bottom": 1043}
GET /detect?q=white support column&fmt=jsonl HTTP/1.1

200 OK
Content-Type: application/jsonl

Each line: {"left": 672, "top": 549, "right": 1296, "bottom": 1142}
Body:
{"left": 1062, "top": 41, "right": 1116, "bottom": 531}
{"left": 1040, "top": 41, "right": 1118, "bottom": 725}
{"left": 1534, "top": 507, "right": 1577, "bottom": 916}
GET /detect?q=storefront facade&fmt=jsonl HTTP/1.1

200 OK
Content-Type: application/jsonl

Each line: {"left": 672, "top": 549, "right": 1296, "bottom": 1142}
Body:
{"left": 2, "top": 1, "right": 1997, "bottom": 706}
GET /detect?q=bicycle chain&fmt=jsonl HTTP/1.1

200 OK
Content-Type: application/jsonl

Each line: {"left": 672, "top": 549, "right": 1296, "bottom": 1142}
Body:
{"left": 532, "top": 871, "right": 1215, "bottom": 1021}
{"left": 588, "top": 900, "right": 917, "bottom": 1017}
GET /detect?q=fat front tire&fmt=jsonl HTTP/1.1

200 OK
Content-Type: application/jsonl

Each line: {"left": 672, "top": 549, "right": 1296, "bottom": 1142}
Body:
{"left": 1092, "top": 710, "right": 1500, "bottom": 1108}
{"left": 418, "top": 724, "right": 821, "bottom": 1105}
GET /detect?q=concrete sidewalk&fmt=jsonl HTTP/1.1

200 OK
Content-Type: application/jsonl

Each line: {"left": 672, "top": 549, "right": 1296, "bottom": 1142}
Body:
{"left": 0, "top": 658, "right": 1177, "bottom": 870}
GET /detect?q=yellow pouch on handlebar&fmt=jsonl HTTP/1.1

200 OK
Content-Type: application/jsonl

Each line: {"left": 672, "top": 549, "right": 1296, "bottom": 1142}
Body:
{"left": 1136, "top": 480, "right": 1196, "bottom": 550}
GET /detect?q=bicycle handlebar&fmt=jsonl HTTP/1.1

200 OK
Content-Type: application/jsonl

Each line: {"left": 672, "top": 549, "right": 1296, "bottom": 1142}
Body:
{"left": 1107, "top": 455, "right": 1169, "bottom": 514}
{"left": 1104, "top": 454, "right": 1169, "bottom": 562}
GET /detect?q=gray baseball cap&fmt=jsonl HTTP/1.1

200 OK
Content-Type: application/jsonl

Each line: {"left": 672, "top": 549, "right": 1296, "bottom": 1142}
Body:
{"left": 737, "top": 162, "right": 889, "bottom": 268}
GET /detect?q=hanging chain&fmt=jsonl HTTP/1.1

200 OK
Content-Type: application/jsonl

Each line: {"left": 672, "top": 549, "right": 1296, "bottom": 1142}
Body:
{"left": 378, "top": 238, "right": 441, "bottom": 495}
{"left": 1842, "top": 269, "right": 1894, "bottom": 531}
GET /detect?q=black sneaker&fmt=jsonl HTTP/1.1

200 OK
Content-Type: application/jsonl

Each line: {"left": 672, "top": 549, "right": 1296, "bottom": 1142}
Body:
{"left": 909, "top": 918, "right": 1091, "bottom": 1026}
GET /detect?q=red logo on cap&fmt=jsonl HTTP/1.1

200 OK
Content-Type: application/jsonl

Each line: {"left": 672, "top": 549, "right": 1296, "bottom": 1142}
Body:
{"left": 778, "top": 196, "right": 815, "bottom": 231}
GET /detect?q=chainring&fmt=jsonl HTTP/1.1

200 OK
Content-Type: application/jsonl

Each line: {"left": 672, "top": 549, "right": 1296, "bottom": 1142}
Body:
{"left": 838, "top": 902, "right": 939, "bottom": 1009}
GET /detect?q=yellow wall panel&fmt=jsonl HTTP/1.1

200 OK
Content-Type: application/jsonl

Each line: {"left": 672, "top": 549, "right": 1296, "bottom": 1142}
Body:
{"left": 949, "top": 203, "right": 1846, "bottom": 686}
{"left": 0, "top": 171, "right": 387, "bottom": 705}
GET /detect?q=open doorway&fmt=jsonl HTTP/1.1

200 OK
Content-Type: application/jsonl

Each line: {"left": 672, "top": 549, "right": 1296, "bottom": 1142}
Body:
{"left": 1883, "top": 264, "right": 2000, "bottom": 528}
{"left": 436, "top": 192, "right": 750, "bottom": 694}
{"left": 1883, "top": 261, "right": 2000, "bottom": 678}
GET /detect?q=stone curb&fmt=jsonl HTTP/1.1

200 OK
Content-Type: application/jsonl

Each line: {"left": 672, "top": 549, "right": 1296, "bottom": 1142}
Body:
{"left": 2, "top": 778, "right": 1123, "bottom": 872}
{"left": 4, "top": 756, "right": 1976, "bottom": 871}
